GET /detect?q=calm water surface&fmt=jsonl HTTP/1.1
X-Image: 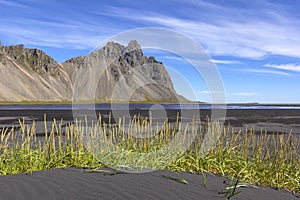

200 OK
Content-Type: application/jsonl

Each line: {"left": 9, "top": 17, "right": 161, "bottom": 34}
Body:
{"left": 1, "top": 104, "right": 300, "bottom": 110}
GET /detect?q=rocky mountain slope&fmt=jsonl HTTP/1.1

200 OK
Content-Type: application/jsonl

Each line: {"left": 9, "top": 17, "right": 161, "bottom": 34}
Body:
{"left": 0, "top": 42, "right": 72, "bottom": 101}
{"left": 0, "top": 40, "right": 184, "bottom": 102}
{"left": 64, "top": 40, "right": 179, "bottom": 102}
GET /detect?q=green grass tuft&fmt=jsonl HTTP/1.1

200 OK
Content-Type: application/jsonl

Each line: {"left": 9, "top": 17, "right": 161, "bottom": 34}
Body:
{"left": 0, "top": 115, "right": 299, "bottom": 193}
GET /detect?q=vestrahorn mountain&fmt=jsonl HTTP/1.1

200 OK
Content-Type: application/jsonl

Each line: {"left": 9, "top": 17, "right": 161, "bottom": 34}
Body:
{"left": 0, "top": 40, "right": 184, "bottom": 102}
{"left": 0, "top": 42, "right": 72, "bottom": 101}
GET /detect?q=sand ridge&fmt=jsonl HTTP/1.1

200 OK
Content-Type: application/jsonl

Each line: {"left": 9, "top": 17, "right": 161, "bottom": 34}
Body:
{"left": 0, "top": 168, "right": 298, "bottom": 200}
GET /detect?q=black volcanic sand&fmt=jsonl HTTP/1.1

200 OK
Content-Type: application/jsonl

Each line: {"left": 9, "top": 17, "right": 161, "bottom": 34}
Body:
{"left": 0, "top": 168, "right": 298, "bottom": 200}
{"left": 0, "top": 109, "right": 299, "bottom": 199}
{"left": 1, "top": 108, "right": 300, "bottom": 134}
{"left": 224, "top": 109, "right": 300, "bottom": 134}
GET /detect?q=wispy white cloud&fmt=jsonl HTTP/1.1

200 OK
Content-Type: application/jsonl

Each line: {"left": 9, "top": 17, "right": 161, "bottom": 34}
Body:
{"left": 197, "top": 90, "right": 222, "bottom": 94}
{"left": 0, "top": 0, "right": 29, "bottom": 8}
{"left": 1, "top": 0, "right": 300, "bottom": 62}
{"left": 0, "top": 18, "right": 117, "bottom": 49}
{"left": 157, "top": 56, "right": 183, "bottom": 61}
{"left": 232, "top": 92, "right": 257, "bottom": 97}
{"left": 209, "top": 59, "right": 242, "bottom": 65}
{"left": 171, "top": 0, "right": 225, "bottom": 10}
{"left": 102, "top": 2, "right": 300, "bottom": 59}
{"left": 243, "top": 69, "right": 290, "bottom": 76}
{"left": 264, "top": 63, "right": 300, "bottom": 72}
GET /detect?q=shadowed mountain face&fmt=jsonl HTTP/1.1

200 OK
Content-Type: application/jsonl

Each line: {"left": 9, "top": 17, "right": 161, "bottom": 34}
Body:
{"left": 0, "top": 40, "right": 184, "bottom": 102}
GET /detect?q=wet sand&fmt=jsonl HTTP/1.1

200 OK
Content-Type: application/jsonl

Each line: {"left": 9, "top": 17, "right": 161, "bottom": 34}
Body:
{"left": 1, "top": 108, "right": 300, "bottom": 134}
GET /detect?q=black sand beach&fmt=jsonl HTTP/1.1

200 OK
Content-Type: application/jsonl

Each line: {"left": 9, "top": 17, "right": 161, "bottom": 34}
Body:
{"left": 0, "top": 106, "right": 300, "bottom": 199}
{"left": 1, "top": 107, "right": 300, "bottom": 134}
{"left": 0, "top": 168, "right": 299, "bottom": 200}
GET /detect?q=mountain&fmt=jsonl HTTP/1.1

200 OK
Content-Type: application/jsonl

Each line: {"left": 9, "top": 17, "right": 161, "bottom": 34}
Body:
{"left": 63, "top": 40, "right": 179, "bottom": 102}
{"left": 0, "top": 42, "right": 72, "bottom": 101}
{"left": 0, "top": 40, "right": 185, "bottom": 102}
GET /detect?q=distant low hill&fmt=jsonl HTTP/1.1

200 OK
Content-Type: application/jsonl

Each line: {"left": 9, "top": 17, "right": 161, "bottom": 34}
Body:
{"left": 0, "top": 41, "right": 187, "bottom": 102}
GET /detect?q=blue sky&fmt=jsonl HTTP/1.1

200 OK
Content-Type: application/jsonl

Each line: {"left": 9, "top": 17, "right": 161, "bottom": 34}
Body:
{"left": 0, "top": 0, "right": 300, "bottom": 103}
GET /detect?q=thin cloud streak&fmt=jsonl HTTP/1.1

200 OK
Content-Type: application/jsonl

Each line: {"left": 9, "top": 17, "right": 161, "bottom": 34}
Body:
{"left": 243, "top": 69, "right": 290, "bottom": 76}
{"left": 157, "top": 56, "right": 183, "bottom": 61}
{"left": 209, "top": 59, "right": 242, "bottom": 65}
{"left": 264, "top": 63, "right": 300, "bottom": 72}
{"left": 0, "top": 0, "right": 29, "bottom": 8}
{"left": 0, "top": 18, "right": 118, "bottom": 49}
{"left": 197, "top": 90, "right": 222, "bottom": 94}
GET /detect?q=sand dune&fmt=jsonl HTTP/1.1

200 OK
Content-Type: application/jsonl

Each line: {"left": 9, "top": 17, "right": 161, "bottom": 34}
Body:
{"left": 0, "top": 168, "right": 298, "bottom": 200}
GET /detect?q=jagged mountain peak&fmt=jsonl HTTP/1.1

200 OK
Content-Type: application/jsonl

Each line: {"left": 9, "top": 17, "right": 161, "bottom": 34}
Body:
{"left": 126, "top": 40, "right": 141, "bottom": 51}
{"left": 66, "top": 40, "right": 179, "bottom": 102}
{"left": 2, "top": 44, "right": 62, "bottom": 77}
{"left": 104, "top": 41, "right": 124, "bottom": 52}
{"left": 0, "top": 41, "right": 186, "bottom": 102}
{"left": 0, "top": 43, "right": 73, "bottom": 101}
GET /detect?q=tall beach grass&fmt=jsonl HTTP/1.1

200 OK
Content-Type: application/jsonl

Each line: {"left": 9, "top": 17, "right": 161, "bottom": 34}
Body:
{"left": 0, "top": 115, "right": 299, "bottom": 193}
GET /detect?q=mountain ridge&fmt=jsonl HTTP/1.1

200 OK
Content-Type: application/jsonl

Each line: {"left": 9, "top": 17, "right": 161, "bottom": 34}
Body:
{"left": 0, "top": 40, "right": 187, "bottom": 103}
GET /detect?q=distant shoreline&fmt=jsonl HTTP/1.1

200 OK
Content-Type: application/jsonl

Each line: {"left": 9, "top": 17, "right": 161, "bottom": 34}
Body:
{"left": 0, "top": 101, "right": 194, "bottom": 105}
{"left": 0, "top": 101, "right": 300, "bottom": 107}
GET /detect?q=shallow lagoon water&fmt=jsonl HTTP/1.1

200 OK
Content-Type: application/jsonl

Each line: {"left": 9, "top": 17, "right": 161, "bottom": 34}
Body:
{"left": 1, "top": 104, "right": 300, "bottom": 134}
